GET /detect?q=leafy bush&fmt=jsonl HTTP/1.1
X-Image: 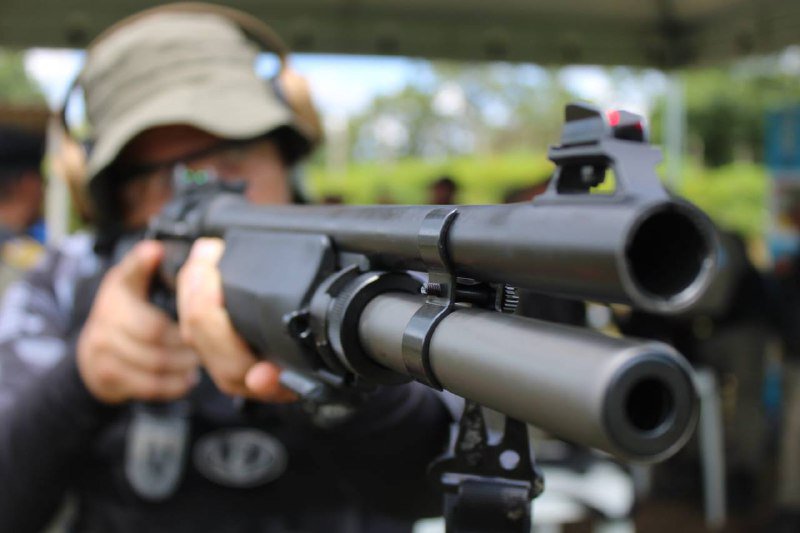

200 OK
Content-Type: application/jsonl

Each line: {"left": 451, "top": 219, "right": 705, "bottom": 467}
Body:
{"left": 675, "top": 161, "right": 768, "bottom": 237}
{"left": 306, "top": 151, "right": 554, "bottom": 204}
{"left": 307, "top": 154, "right": 769, "bottom": 238}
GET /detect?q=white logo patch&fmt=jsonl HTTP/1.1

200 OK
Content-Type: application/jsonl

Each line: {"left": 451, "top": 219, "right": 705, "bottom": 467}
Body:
{"left": 15, "top": 337, "right": 66, "bottom": 368}
{"left": 194, "top": 429, "right": 288, "bottom": 488}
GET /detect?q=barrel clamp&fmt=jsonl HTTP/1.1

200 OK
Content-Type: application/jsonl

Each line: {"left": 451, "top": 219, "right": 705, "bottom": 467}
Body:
{"left": 402, "top": 208, "right": 543, "bottom": 532}
{"left": 401, "top": 207, "right": 459, "bottom": 389}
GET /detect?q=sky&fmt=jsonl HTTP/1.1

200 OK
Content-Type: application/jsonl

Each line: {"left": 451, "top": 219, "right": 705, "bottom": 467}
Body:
{"left": 22, "top": 44, "right": 800, "bottom": 146}
{"left": 24, "top": 49, "right": 438, "bottom": 120}
{"left": 23, "top": 48, "right": 659, "bottom": 128}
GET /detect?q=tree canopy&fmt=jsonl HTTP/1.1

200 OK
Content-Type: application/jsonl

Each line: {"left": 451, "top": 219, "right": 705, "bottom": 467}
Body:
{"left": 651, "top": 64, "right": 800, "bottom": 168}
{"left": 0, "top": 49, "right": 45, "bottom": 106}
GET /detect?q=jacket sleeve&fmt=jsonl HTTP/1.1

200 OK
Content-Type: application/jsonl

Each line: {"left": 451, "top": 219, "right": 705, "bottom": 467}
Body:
{"left": 0, "top": 239, "right": 115, "bottom": 532}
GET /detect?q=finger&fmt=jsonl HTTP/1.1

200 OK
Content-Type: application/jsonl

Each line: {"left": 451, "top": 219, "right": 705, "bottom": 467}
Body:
{"left": 94, "top": 243, "right": 179, "bottom": 345}
{"left": 177, "top": 239, "right": 253, "bottom": 391}
{"left": 188, "top": 238, "right": 225, "bottom": 267}
{"left": 124, "top": 365, "right": 199, "bottom": 402}
{"left": 160, "top": 322, "right": 187, "bottom": 347}
{"left": 179, "top": 267, "right": 257, "bottom": 394}
{"left": 109, "top": 333, "right": 200, "bottom": 375}
{"left": 96, "top": 353, "right": 198, "bottom": 403}
{"left": 179, "top": 238, "right": 225, "bottom": 303}
{"left": 113, "top": 240, "right": 165, "bottom": 297}
{"left": 117, "top": 300, "right": 185, "bottom": 348}
{"left": 183, "top": 304, "right": 258, "bottom": 395}
{"left": 245, "top": 362, "right": 298, "bottom": 403}
{"left": 116, "top": 296, "right": 178, "bottom": 345}
{"left": 177, "top": 238, "right": 225, "bottom": 335}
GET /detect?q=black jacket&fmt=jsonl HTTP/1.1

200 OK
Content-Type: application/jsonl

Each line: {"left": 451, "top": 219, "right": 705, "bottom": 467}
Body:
{"left": 0, "top": 235, "right": 452, "bottom": 532}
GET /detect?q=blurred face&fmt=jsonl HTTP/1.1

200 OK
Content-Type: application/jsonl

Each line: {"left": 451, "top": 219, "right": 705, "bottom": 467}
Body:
{"left": 0, "top": 170, "right": 44, "bottom": 231}
{"left": 115, "top": 125, "right": 290, "bottom": 228}
{"left": 20, "top": 171, "right": 44, "bottom": 226}
{"left": 429, "top": 183, "right": 456, "bottom": 205}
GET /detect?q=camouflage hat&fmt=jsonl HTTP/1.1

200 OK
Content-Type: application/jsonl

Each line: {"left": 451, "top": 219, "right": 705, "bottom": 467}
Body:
{"left": 80, "top": 10, "right": 305, "bottom": 182}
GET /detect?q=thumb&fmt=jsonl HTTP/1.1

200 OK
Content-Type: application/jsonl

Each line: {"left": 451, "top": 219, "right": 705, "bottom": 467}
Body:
{"left": 245, "top": 362, "right": 298, "bottom": 403}
{"left": 114, "top": 240, "right": 164, "bottom": 296}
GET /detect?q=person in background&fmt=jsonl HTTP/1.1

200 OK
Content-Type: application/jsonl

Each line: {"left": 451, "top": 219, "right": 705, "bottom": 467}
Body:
{"left": 0, "top": 5, "right": 451, "bottom": 532}
{"left": 0, "top": 125, "right": 45, "bottom": 294}
{"left": 770, "top": 192, "right": 800, "bottom": 532}
{"left": 427, "top": 175, "right": 458, "bottom": 205}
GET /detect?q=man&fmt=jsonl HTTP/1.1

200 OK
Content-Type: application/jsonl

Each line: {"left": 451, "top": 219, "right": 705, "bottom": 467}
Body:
{"left": 771, "top": 192, "right": 800, "bottom": 532}
{"left": 0, "top": 7, "right": 451, "bottom": 532}
{"left": 427, "top": 175, "right": 458, "bottom": 205}
{"left": 0, "top": 125, "right": 44, "bottom": 294}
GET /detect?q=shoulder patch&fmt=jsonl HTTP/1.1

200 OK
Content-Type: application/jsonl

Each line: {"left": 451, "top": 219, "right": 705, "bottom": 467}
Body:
{"left": 1, "top": 237, "right": 43, "bottom": 271}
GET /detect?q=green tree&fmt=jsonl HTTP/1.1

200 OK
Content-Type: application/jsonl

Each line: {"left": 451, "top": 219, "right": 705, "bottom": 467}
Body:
{"left": 0, "top": 49, "right": 45, "bottom": 105}
{"left": 347, "top": 61, "right": 577, "bottom": 162}
{"left": 651, "top": 67, "right": 800, "bottom": 167}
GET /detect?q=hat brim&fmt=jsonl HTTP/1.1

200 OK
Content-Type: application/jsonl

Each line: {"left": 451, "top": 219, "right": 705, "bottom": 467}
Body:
{"left": 86, "top": 72, "right": 295, "bottom": 180}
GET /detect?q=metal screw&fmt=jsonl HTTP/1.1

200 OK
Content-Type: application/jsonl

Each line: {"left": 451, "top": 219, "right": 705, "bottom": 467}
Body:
{"left": 498, "top": 285, "right": 519, "bottom": 313}
{"left": 424, "top": 282, "right": 444, "bottom": 296}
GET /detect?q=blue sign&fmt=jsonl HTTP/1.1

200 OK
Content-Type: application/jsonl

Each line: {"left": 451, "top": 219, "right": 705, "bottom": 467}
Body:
{"left": 766, "top": 106, "right": 800, "bottom": 175}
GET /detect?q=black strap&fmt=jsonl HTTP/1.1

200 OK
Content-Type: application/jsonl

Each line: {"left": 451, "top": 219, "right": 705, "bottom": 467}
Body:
{"left": 444, "top": 478, "right": 532, "bottom": 533}
{"left": 431, "top": 400, "right": 543, "bottom": 533}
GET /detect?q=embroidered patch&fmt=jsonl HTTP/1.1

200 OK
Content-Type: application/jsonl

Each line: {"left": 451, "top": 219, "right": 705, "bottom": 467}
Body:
{"left": 14, "top": 337, "right": 65, "bottom": 368}
{"left": 1, "top": 238, "right": 43, "bottom": 270}
{"left": 194, "top": 429, "right": 288, "bottom": 488}
{"left": 125, "top": 406, "right": 190, "bottom": 501}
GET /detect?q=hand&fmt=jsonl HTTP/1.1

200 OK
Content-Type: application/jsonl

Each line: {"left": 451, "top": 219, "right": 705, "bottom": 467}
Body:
{"left": 176, "top": 238, "right": 297, "bottom": 403}
{"left": 77, "top": 241, "right": 200, "bottom": 404}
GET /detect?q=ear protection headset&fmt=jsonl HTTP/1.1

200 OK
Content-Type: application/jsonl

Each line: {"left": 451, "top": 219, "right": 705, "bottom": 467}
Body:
{"left": 51, "top": 2, "right": 323, "bottom": 223}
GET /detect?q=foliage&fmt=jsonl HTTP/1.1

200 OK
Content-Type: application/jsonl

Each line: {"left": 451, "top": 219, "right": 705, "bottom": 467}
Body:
{"left": 646, "top": 62, "right": 793, "bottom": 235}
{"left": 343, "top": 62, "right": 576, "bottom": 162}
{"left": 0, "top": 49, "right": 45, "bottom": 105}
{"left": 651, "top": 68, "right": 800, "bottom": 167}
{"left": 312, "top": 62, "right": 581, "bottom": 205}
{"left": 306, "top": 154, "right": 768, "bottom": 237}
{"left": 310, "top": 60, "right": 772, "bottom": 235}
{"left": 674, "top": 160, "right": 768, "bottom": 238}
{"left": 306, "top": 151, "right": 554, "bottom": 204}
